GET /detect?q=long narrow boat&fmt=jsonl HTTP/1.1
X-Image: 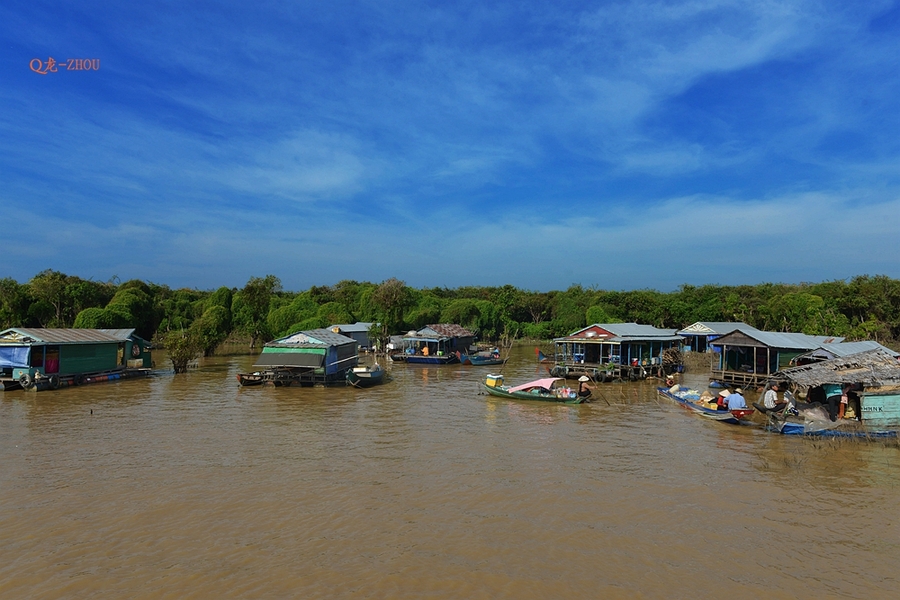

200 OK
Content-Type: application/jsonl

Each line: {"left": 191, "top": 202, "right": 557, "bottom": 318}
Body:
{"left": 767, "top": 414, "right": 898, "bottom": 437}
{"left": 459, "top": 351, "right": 506, "bottom": 366}
{"left": 468, "top": 354, "right": 506, "bottom": 366}
{"left": 399, "top": 353, "right": 459, "bottom": 365}
{"left": 657, "top": 385, "right": 754, "bottom": 425}
{"left": 482, "top": 375, "right": 589, "bottom": 404}
{"left": 346, "top": 364, "right": 386, "bottom": 387}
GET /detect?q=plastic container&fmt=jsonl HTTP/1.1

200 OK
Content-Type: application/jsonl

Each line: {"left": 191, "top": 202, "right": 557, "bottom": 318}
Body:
{"left": 485, "top": 374, "right": 504, "bottom": 387}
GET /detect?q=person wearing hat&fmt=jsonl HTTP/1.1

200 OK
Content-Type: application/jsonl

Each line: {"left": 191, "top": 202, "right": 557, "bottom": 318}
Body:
{"left": 726, "top": 387, "right": 747, "bottom": 410}
{"left": 577, "top": 375, "right": 595, "bottom": 399}
{"left": 716, "top": 389, "right": 731, "bottom": 411}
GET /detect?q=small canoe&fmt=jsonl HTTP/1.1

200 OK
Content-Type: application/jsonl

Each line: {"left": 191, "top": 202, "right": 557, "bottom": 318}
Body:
{"left": 346, "top": 364, "right": 386, "bottom": 388}
{"left": 658, "top": 386, "right": 753, "bottom": 425}
{"left": 482, "top": 375, "right": 589, "bottom": 404}
{"left": 460, "top": 353, "right": 506, "bottom": 366}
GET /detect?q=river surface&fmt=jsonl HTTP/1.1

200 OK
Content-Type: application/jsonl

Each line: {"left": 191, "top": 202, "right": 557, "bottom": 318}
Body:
{"left": 2, "top": 345, "right": 899, "bottom": 599}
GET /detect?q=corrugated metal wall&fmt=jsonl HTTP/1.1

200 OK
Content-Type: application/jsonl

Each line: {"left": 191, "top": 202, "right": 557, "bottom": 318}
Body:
{"left": 59, "top": 343, "right": 118, "bottom": 375}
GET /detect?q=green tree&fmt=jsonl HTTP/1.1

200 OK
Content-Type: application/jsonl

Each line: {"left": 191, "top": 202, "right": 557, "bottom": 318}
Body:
{"left": 440, "top": 299, "right": 480, "bottom": 331}
{"left": 370, "top": 278, "right": 413, "bottom": 350}
{"left": 0, "top": 278, "right": 31, "bottom": 328}
{"left": 234, "top": 275, "right": 282, "bottom": 349}
{"left": 371, "top": 278, "right": 412, "bottom": 332}
{"left": 190, "top": 305, "right": 231, "bottom": 356}
{"left": 585, "top": 304, "right": 614, "bottom": 325}
{"left": 157, "top": 329, "right": 201, "bottom": 373}
{"left": 28, "top": 270, "right": 69, "bottom": 327}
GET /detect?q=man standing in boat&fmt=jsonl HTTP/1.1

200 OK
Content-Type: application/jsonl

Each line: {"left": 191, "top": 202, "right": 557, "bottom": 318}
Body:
{"left": 577, "top": 375, "right": 595, "bottom": 399}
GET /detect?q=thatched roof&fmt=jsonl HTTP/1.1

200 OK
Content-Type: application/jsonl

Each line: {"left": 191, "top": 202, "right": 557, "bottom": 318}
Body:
{"left": 776, "top": 349, "right": 900, "bottom": 388}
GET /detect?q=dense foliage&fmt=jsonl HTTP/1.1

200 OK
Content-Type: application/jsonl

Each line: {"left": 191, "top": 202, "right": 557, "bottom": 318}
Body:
{"left": 2, "top": 272, "right": 899, "bottom": 353}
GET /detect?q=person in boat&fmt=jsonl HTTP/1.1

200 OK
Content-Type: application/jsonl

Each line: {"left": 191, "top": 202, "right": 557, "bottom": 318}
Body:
{"left": 422, "top": 344, "right": 430, "bottom": 356}
{"left": 762, "top": 382, "right": 788, "bottom": 413}
{"left": 716, "top": 389, "right": 731, "bottom": 410}
{"left": 726, "top": 387, "right": 747, "bottom": 410}
{"left": 577, "top": 375, "right": 595, "bottom": 398}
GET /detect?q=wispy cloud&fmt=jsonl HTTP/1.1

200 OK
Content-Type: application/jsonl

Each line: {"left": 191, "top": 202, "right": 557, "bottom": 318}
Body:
{"left": 2, "top": 1, "right": 900, "bottom": 290}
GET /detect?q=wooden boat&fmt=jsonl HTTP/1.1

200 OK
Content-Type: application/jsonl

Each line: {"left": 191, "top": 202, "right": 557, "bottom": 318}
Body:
{"left": 459, "top": 350, "right": 506, "bottom": 366}
{"left": 767, "top": 412, "right": 898, "bottom": 437}
{"left": 236, "top": 372, "right": 266, "bottom": 387}
{"left": 657, "top": 385, "right": 754, "bottom": 425}
{"left": 346, "top": 364, "right": 386, "bottom": 387}
{"left": 467, "top": 354, "right": 506, "bottom": 366}
{"left": 399, "top": 353, "right": 459, "bottom": 365}
{"left": 482, "top": 375, "right": 589, "bottom": 404}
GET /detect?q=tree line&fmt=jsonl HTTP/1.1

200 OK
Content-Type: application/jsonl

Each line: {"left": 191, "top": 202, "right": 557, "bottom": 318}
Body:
{"left": 2, "top": 272, "right": 899, "bottom": 361}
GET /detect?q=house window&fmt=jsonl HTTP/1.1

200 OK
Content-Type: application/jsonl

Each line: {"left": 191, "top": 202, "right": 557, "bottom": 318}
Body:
{"left": 45, "top": 346, "right": 60, "bottom": 374}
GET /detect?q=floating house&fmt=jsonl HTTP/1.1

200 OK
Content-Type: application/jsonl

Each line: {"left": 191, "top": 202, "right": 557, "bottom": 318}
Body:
{"left": 0, "top": 328, "right": 152, "bottom": 391}
{"left": 328, "top": 322, "right": 378, "bottom": 351}
{"left": 678, "top": 322, "right": 754, "bottom": 352}
{"left": 709, "top": 329, "right": 843, "bottom": 387}
{"left": 775, "top": 349, "right": 900, "bottom": 427}
{"left": 550, "top": 323, "right": 684, "bottom": 381}
{"left": 250, "top": 328, "right": 359, "bottom": 386}
{"left": 390, "top": 324, "right": 475, "bottom": 365}
{"left": 791, "top": 340, "right": 899, "bottom": 366}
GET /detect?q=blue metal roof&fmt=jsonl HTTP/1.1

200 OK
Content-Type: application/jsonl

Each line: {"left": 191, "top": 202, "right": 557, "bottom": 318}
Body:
{"left": 805, "top": 341, "right": 899, "bottom": 359}
{"left": 267, "top": 328, "right": 357, "bottom": 348}
{"left": 715, "top": 329, "right": 844, "bottom": 350}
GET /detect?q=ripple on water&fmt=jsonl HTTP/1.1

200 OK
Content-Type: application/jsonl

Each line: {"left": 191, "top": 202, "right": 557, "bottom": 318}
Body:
{"left": 2, "top": 347, "right": 899, "bottom": 598}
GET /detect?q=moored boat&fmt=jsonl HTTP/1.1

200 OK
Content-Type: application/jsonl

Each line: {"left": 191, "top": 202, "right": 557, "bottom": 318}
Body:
{"left": 467, "top": 354, "right": 506, "bottom": 366}
{"left": 657, "top": 385, "right": 754, "bottom": 425}
{"left": 346, "top": 364, "right": 386, "bottom": 387}
{"left": 237, "top": 372, "right": 266, "bottom": 386}
{"left": 460, "top": 349, "right": 506, "bottom": 366}
{"left": 481, "top": 374, "right": 589, "bottom": 404}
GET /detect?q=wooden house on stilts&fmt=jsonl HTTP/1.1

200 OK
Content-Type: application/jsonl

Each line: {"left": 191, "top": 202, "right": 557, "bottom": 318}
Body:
{"left": 550, "top": 323, "right": 684, "bottom": 381}
{"left": 709, "top": 329, "right": 842, "bottom": 387}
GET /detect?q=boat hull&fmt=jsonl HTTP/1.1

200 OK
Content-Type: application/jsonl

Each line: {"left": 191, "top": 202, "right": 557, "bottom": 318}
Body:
{"left": 237, "top": 373, "right": 266, "bottom": 387}
{"left": 657, "top": 386, "right": 750, "bottom": 425}
{"left": 463, "top": 355, "right": 506, "bottom": 366}
{"left": 346, "top": 367, "right": 386, "bottom": 387}
{"left": 401, "top": 354, "right": 459, "bottom": 365}
{"left": 482, "top": 382, "right": 588, "bottom": 404}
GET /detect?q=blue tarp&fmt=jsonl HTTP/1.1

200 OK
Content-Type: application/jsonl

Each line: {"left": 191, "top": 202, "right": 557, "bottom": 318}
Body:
{"left": 0, "top": 346, "right": 30, "bottom": 368}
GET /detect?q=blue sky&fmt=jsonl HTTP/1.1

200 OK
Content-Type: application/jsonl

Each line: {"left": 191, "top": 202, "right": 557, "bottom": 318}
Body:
{"left": 3, "top": 1, "right": 900, "bottom": 292}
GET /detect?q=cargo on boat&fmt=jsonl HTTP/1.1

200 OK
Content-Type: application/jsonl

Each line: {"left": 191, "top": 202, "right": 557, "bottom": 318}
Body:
{"left": 0, "top": 328, "right": 152, "bottom": 392}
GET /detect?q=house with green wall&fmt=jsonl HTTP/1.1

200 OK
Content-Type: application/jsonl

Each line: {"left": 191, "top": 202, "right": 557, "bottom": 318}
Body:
{"left": 254, "top": 328, "right": 359, "bottom": 385}
{"left": 0, "top": 328, "right": 151, "bottom": 391}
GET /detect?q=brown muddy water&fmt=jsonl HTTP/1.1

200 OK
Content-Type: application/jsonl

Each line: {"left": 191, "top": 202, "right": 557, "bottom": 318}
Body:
{"left": 2, "top": 345, "right": 899, "bottom": 599}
